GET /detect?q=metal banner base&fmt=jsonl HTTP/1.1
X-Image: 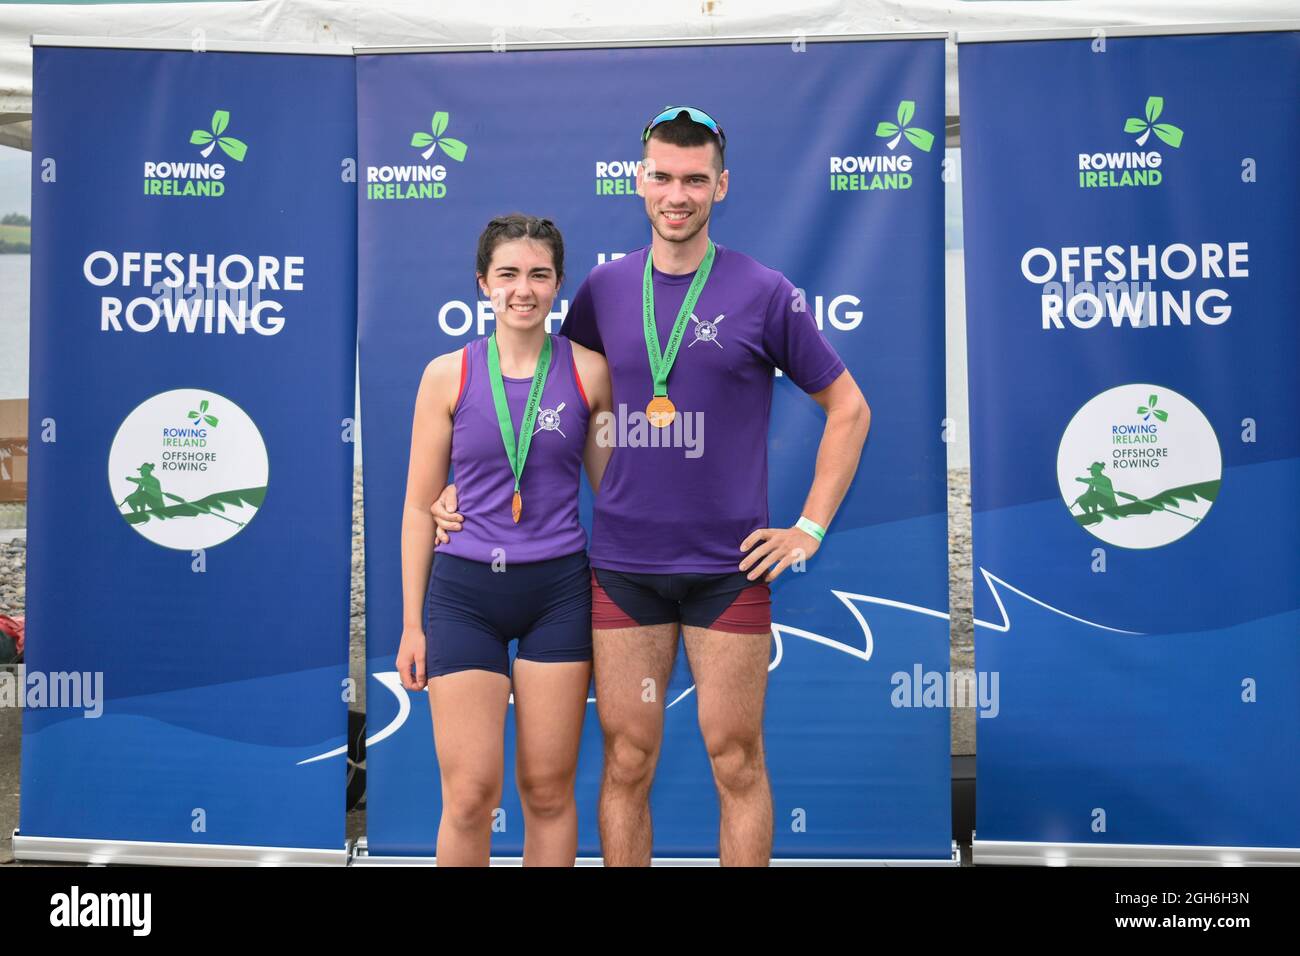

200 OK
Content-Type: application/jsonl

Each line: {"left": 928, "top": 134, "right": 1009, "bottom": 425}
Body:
{"left": 973, "top": 836, "right": 1300, "bottom": 867}
{"left": 11, "top": 830, "right": 348, "bottom": 866}
{"left": 349, "top": 837, "right": 961, "bottom": 866}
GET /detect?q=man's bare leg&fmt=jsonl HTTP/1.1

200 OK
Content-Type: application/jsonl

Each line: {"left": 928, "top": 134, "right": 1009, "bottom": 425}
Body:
{"left": 683, "top": 626, "right": 773, "bottom": 866}
{"left": 593, "top": 623, "right": 678, "bottom": 866}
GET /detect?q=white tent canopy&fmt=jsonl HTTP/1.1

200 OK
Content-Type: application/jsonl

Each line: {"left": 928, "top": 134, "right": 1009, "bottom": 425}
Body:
{"left": 1, "top": 0, "right": 1295, "bottom": 150}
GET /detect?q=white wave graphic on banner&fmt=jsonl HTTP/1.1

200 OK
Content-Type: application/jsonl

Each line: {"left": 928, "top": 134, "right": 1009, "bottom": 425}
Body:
{"left": 298, "top": 569, "right": 1141, "bottom": 763}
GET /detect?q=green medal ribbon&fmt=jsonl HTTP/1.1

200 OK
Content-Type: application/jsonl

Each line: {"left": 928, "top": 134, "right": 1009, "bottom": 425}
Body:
{"left": 642, "top": 239, "right": 716, "bottom": 398}
{"left": 486, "top": 332, "right": 552, "bottom": 522}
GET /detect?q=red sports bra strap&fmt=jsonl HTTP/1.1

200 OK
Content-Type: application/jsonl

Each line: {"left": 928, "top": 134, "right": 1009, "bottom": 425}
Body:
{"left": 455, "top": 346, "right": 469, "bottom": 409}
{"left": 569, "top": 342, "right": 590, "bottom": 410}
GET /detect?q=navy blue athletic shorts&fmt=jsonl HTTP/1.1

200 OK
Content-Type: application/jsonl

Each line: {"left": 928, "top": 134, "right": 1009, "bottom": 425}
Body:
{"left": 423, "top": 550, "right": 592, "bottom": 679}
{"left": 590, "top": 567, "right": 772, "bottom": 634}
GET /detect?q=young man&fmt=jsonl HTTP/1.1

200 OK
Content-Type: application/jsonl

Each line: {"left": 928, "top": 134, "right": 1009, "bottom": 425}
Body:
{"left": 435, "top": 107, "right": 871, "bottom": 865}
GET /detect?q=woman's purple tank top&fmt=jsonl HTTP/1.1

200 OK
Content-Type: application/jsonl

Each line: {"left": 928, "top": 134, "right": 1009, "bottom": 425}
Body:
{"left": 438, "top": 333, "right": 589, "bottom": 564}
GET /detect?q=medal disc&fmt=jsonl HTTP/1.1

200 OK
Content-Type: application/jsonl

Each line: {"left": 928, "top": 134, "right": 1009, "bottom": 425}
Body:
{"left": 646, "top": 395, "right": 676, "bottom": 429}
{"left": 511, "top": 490, "right": 522, "bottom": 524}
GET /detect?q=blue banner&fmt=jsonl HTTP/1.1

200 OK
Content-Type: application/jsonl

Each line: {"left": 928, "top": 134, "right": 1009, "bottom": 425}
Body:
{"left": 21, "top": 45, "right": 357, "bottom": 854}
{"left": 358, "top": 37, "right": 949, "bottom": 859}
{"left": 959, "top": 29, "right": 1300, "bottom": 850}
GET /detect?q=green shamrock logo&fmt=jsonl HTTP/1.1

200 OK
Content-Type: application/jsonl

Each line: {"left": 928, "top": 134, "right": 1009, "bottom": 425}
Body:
{"left": 187, "top": 399, "right": 219, "bottom": 428}
{"left": 1124, "top": 97, "right": 1183, "bottom": 149}
{"left": 190, "top": 110, "right": 248, "bottom": 162}
{"left": 411, "top": 111, "right": 468, "bottom": 162}
{"left": 1137, "top": 394, "right": 1168, "bottom": 423}
{"left": 875, "top": 100, "right": 934, "bottom": 153}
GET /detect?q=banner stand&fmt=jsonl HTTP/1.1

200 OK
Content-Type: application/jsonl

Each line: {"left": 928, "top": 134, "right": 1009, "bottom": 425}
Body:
{"left": 957, "top": 19, "right": 1300, "bottom": 44}
{"left": 12, "top": 832, "right": 960, "bottom": 866}
{"left": 959, "top": 21, "right": 1300, "bottom": 868}
{"left": 19, "top": 36, "right": 357, "bottom": 867}
{"left": 12, "top": 830, "right": 347, "bottom": 866}
{"left": 973, "top": 837, "right": 1300, "bottom": 868}
{"left": 355, "top": 32, "right": 953, "bottom": 864}
{"left": 349, "top": 837, "right": 961, "bottom": 867}
{"left": 355, "top": 31, "right": 949, "bottom": 55}
{"left": 28, "top": 35, "right": 354, "bottom": 55}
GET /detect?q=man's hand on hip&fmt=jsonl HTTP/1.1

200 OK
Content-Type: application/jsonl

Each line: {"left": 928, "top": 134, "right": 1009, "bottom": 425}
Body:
{"left": 739, "top": 526, "right": 820, "bottom": 582}
{"left": 429, "top": 483, "right": 461, "bottom": 546}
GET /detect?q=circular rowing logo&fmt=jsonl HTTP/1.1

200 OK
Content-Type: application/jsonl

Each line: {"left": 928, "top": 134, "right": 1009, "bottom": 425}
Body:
{"left": 534, "top": 401, "right": 566, "bottom": 438}
{"left": 1056, "top": 383, "right": 1220, "bottom": 549}
{"left": 108, "top": 388, "right": 269, "bottom": 550}
{"left": 689, "top": 312, "right": 725, "bottom": 348}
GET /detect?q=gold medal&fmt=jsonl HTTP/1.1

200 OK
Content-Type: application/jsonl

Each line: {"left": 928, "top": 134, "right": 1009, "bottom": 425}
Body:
{"left": 511, "top": 490, "right": 522, "bottom": 524}
{"left": 646, "top": 395, "right": 676, "bottom": 429}
{"left": 644, "top": 242, "right": 714, "bottom": 434}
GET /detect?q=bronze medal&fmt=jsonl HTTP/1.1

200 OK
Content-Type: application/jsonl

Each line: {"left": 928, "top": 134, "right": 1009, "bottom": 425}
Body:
{"left": 643, "top": 241, "right": 715, "bottom": 433}
{"left": 646, "top": 395, "right": 676, "bottom": 429}
{"left": 487, "top": 333, "right": 551, "bottom": 527}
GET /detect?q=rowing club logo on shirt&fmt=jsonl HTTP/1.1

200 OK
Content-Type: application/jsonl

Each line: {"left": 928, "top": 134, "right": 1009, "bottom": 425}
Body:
{"left": 534, "top": 401, "right": 566, "bottom": 438}
{"left": 689, "top": 313, "right": 725, "bottom": 348}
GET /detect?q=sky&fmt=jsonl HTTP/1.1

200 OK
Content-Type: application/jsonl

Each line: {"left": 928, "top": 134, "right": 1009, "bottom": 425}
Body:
{"left": 0, "top": 146, "right": 31, "bottom": 219}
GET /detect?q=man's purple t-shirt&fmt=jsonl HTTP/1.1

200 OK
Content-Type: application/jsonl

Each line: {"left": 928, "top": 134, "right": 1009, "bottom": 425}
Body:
{"left": 561, "top": 242, "right": 846, "bottom": 574}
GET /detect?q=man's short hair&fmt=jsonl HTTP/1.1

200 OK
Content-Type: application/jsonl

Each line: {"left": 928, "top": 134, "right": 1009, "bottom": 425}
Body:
{"left": 643, "top": 114, "right": 725, "bottom": 173}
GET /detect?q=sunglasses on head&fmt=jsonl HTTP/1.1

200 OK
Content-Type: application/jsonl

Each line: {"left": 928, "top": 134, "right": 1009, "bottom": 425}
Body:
{"left": 641, "top": 106, "right": 726, "bottom": 150}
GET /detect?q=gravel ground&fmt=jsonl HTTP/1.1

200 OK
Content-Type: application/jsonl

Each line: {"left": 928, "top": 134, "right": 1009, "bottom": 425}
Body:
{"left": 948, "top": 467, "right": 975, "bottom": 755}
{"left": 0, "top": 536, "right": 23, "bottom": 620}
{"left": 0, "top": 465, "right": 976, "bottom": 863}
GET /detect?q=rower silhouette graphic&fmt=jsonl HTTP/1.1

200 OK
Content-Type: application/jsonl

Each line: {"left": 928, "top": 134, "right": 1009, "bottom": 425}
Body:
{"left": 117, "top": 460, "right": 255, "bottom": 529}
{"left": 121, "top": 462, "right": 168, "bottom": 517}
{"left": 1072, "top": 461, "right": 1117, "bottom": 515}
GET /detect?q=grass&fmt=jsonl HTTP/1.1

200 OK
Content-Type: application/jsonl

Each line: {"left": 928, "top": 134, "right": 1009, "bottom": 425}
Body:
{"left": 0, "top": 224, "right": 29, "bottom": 245}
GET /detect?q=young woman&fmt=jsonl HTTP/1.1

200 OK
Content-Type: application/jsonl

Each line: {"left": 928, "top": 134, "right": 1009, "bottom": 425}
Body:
{"left": 396, "top": 214, "right": 611, "bottom": 866}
